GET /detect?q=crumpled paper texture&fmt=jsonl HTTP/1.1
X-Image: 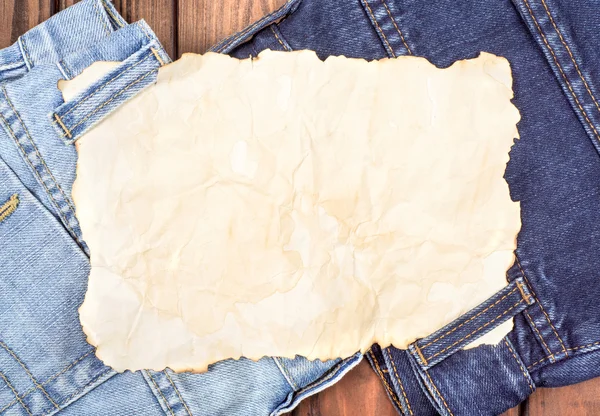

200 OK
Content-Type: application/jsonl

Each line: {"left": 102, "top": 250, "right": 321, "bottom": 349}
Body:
{"left": 70, "top": 50, "right": 521, "bottom": 372}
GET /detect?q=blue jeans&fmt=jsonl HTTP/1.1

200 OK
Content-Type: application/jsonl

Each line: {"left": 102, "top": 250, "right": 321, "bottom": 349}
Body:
{"left": 213, "top": 0, "right": 600, "bottom": 414}
{"left": 0, "top": 1, "right": 360, "bottom": 415}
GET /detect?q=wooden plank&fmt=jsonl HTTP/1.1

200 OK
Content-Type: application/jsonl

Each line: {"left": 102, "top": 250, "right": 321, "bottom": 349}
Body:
{"left": 288, "top": 360, "right": 522, "bottom": 415}
{"left": 290, "top": 360, "right": 397, "bottom": 416}
{"left": 177, "top": 0, "right": 286, "bottom": 55}
{"left": 524, "top": 379, "right": 600, "bottom": 416}
{"left": 0, "top": 0, "right": 52, "bottom": 48}
{"left": 58, "top": 0, "right": 177, "bottom": 58}
{"left": 503, "top": 406, "right": 521, "bottom": 416}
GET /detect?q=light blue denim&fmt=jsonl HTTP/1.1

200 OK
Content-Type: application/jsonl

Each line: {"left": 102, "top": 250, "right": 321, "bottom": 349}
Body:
{"left": 0, "top": 1, "right": 361, "bottom": 415}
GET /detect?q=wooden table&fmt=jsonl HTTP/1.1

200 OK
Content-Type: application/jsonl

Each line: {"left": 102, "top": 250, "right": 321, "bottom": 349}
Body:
{"left": 3, "top": 1, "right": 598, "bottom": 415}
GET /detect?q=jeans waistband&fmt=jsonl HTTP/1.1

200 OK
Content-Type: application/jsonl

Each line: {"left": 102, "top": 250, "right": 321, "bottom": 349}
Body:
{"left": 0, "top": 0, "right": 126, "bottom": 84}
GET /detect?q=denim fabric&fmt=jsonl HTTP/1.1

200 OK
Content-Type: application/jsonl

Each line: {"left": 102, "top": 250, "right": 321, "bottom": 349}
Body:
{"left": 0, "top": 1, "right": 362, "bottom": 415}
{"left": 215, "top": 0, "right": 600, "bottom": 414}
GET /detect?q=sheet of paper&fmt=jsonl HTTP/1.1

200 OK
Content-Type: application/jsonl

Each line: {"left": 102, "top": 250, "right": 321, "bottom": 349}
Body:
{"left": 70, "top": 50, "right": 521, "bottom": 372}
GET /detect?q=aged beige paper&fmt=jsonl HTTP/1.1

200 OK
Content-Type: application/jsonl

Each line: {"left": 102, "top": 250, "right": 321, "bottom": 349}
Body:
{"left": 71, "top": 50, "right": 521, "bottom": 372}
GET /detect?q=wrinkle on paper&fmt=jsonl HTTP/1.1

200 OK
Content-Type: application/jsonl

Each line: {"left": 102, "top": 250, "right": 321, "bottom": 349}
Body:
{"left": 71, "top": 50, "right": 522, "bottom": 372}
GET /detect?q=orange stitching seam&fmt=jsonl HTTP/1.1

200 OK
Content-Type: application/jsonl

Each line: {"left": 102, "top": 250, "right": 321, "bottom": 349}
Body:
{"left": 413, "top": 344, "right": 428, "bottom": 366}
{"left": 19, "top": 37, "right": 33, "bottom": 69}
{"left": 39, "top": 369, "right": 112, "bottom": 416}
{"left": 151, "top": 48, "right": 165, "bottom": 66}
{"left": 0, "top": 371, "right": 32, "bottom": 415}
{"left": 528, "top": 340, "right": 600, "bottom": 370}
{"left": 515, "top": 256, "right": 568, "bottom": 356}
{"left": 423, "top": 368, "right": 453, "bottom": 416}
{"left": 0, "top": 341, "right": 58, "bottom": 408}
{"left": 101, "top": 0, "right": 126, "bottom": 28}
{"left": 145, "top": 371, "right": 175, "bottom": 416}
{"left": 527, "top": 356, "right": 550, "bottom": 369}
{"left": 54, "top": 114, "right": 72, "bottom": 138}
{"left": 380, "top": 0, "right": 412, "bottom": 54}
{"left": 505, "top": 339, "right": 534, "bottom": 393}
{"left": 0, "top": 194, "right": 18, "bottom": 223}
{"left": 427, "top": 300, "right": 523, "bottom": 362}
{"left": 0, "top": 350, "right": 94, "bottom": 414}
{"left": 522, "top": 0, "right": 600, "bottom": 142}
{"left": 270, "top": 26, "right": 291, "bottom": 51}
{"left": 368, "top": 350, "right": 404, "bottom": 410}
{"left": 163, "top": 371, "right": 193, "bottom": 416}
{"left": 524, "top": 310, "right": 556, "bottom": 361}
{"left": 385, "top": 349, "right": 414, "bottom": 416}
{"left": 92, "top": 0, "right": 111, "bottom": 36}
{"left": 273, "top": 357, "right": 298, "bottom": 391}
{"left": 421, "top": 287, "right": 519, "bottom": 349}
{"left": 362, "top": 0, "right": 396, "bottom": 57}
{"left": 516, "top": 280, "right": 533, "bottom": 304}
{"left": 539, "top": 0, "right": 600, "bottom": 114}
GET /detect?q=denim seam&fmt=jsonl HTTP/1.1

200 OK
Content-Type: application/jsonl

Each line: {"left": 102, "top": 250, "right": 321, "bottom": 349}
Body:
{"left": 0, "top": 371, "right": 32, "bottom": 416}
{"left": 272, "top": 354, "right": 362, "bottom": 416}
{"left": 0, "top": 194, "right": 18, "bottom": 223}
{"left": 145, "top": 371, "right": 176, "bottom": 416}
{"left": 413, "top": 344, "right": 428, "bottom": 366}
{"left": 151, "top": 48, "right": 166, "bottom": 66}
{"left": 57, "top": 68, "right": 158, "bottom": 139}
{"left": 385, "top": 349, "right": 414, "bottom": 416}
{"left": 368, "top": 350, "right": 404, "bottom": 410}
{"left": 2, "top": 87, "right": 78, "bottom": 218}
{"left": 0, "top": 87, "right": 83, "bottom": 247}
{"left": 422, "top": 367, "right": 453, "bottom": 416}
{"left": 540, "top": 0, "right": 600, "bottom": 114}
{"left": 92, "top": 0, "right": 112, "bottom": 36}
{"left": 504, "top": 339, "right": 534, "bottom": 393}
{"left": 524, "top": 309, "right": 556, "bottom": 361}
{"left": 101, "top": 0, "right": 126, "bottom": 28}
{"left": 138, "top": 23, "right": 152, "bottom": 40}
{"left": 421, "top": 287, "right": 519, "bottom": 349}
{"left": 215, "top": 0, "right": 298, "bottom": 53}
{"left": 521, "top": 0, "right": 600, "bottom": 141}
{"left": 272, "top": 357, "right": 299, "bottom": 391}
{"left": 516, "top": 256, "right": 568, "bottom": 356}
{"left": 163, "top": 371, "right": 192, "bottom": 416}
{"left": 516, "top": 280, "right": 533, "bottom": 303}
{"left": 270, "top": 26, "right": 292, "bottom": 51}
{"left": 361, "top": 0, "right": 396, "bottom": 58}
{"left": 56, "top": 61, "right": 71, "bottom": 80}
{"left": 0, "top": 350, "right": 94, "bottom": 414}
{"left": 54, "top": 114, "right": 72, "bottom": 138}
{"left": 53, "top": 51, "right": 155, "bottom": 121}
{"left": 39, "top": 369, "right": 113, "bottom": 416}
{"left": 426, "top": 300, "right": 523, "bottom": 362}
{"left": 0, "top": 112, "right": 80, "bottom": 246}
{"left": 380, "top": 0, "right": 412, "bottom": 54}
{"left": 0, "top": 341, "right": 59, "bottom": 409}
{"left": 17, "top": 38, "right": 32, "bottom": 70}
{"left": 0, "top": 61, "right": 25, "bottom": 72}
{"left": 527, "top": 340, "right": 600, "bottom": 370}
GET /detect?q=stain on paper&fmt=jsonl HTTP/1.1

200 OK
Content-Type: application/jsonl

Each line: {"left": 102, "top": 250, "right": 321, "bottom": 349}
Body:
{"left": 70, "top": 50, "right": 521, "bottom": 372}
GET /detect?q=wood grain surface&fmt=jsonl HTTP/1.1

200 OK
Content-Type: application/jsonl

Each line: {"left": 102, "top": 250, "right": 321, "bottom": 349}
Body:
{"left": 2, "top": 1, "right": 599, "bottom": 415}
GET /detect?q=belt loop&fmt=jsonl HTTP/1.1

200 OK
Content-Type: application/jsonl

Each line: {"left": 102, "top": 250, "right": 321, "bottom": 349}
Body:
{"left": 410, "top": 277, "right": 535, "bottom": 369}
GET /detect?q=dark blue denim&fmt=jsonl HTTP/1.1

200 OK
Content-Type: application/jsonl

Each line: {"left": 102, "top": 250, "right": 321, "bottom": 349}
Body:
{"left": 214, "top": 0, "right": 600, "bottom": 414}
